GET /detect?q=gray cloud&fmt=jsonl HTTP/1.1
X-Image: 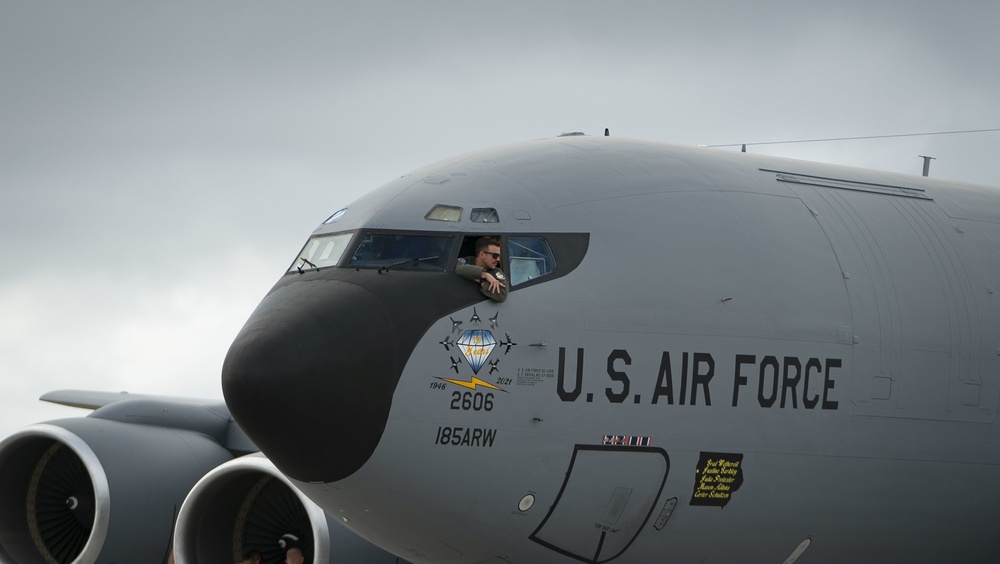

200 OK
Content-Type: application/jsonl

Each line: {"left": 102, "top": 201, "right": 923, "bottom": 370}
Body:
{"left": 2, "top": 0, "right": 999, "bottom": 434}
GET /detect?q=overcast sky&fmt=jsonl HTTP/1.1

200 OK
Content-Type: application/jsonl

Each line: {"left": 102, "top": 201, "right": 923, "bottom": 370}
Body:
{"left": 2, "top": 1, "right": 999, "bottom": 436}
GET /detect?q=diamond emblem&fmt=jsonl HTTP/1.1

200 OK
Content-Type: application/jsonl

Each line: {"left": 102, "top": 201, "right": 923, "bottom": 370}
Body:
{"left": 457, "top": 330, "right": 496, "bottom": 374}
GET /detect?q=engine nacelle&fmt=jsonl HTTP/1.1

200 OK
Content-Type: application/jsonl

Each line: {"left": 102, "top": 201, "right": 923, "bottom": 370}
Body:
{"left": 174, "top": 454, "right": 400, "bottom": 564}
{"left": 0, "top": 418, "right": 233, "bottom": 563}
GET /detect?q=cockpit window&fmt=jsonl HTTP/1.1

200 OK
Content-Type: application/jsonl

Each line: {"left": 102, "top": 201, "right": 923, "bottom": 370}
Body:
{"left": 425, "top": 205, "right": 463, "bottom": 222}
{"left": 470, "top": 208, "right": 499, "bottom": 223}
{"left": 348, "top": 232, "right": 456, "bottom": 270}
{"left": 288, "top": 232, "right": 355, "bottom": 273}
{"left": 508, "top": 237, "right": 555, "bottom": 286}
{"left": 323, "top": 208, "right": 348, "bottom": 224}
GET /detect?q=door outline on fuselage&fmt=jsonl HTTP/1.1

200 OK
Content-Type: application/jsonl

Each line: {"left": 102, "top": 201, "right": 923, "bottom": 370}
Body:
{"left": 529, "top": 444, "right": 670, "bottom": 563}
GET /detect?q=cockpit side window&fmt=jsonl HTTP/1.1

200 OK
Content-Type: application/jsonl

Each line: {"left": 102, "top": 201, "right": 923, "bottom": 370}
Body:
{"left": 288, "top": 231, "right": 355, "bottom": 273}
{"left": 348, "top": 232, "right": 457, "bottom": 270}
{"left": 457, "top": 236, "right": 493, "bottom": 260}
{"left": 457, "top": 235, "right": 557, "bottom": 286}
{"left": 507, "top": 237, "right": 556, "bottom": 286}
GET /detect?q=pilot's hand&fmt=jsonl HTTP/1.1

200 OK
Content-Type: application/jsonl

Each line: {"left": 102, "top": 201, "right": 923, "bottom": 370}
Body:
{"left": 482, "top": 273, "right": 506, "bottom": 294}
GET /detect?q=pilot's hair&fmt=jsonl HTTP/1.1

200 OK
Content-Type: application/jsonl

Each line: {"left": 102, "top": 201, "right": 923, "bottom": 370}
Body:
{"left": 475, "top": 237, "right": 501, "bottom": 254}
{"left": 243, "top": 549, "right": 262, "bottom": 558}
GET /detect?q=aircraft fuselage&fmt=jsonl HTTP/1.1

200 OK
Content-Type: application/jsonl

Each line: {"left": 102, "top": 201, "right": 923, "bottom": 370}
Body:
{"left": 223, "top": 136, "right": 1000, "bottom": 563}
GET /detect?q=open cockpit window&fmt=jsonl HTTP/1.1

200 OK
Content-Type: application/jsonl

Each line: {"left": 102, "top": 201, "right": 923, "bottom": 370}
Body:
{"left": 288, "top": 232, "right": 355, "bottom": 273}
{"left": 458, "top": 235, "right": 557, "bottom": 286}
{"left": 348, "top": 232, "right": 457, "bottom": 270}
{"left": 508, "top": 237, "right": 555, "bottom": 286}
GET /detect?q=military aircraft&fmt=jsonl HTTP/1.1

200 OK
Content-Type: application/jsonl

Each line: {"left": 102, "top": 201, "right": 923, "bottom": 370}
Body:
{"left": 1, "top": 134, "right": 999, "bottom": 563}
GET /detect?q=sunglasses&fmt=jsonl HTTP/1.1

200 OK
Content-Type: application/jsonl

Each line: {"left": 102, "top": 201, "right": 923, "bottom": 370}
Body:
{"left": 482, "top": 251, "right": 501, "bottom": 260}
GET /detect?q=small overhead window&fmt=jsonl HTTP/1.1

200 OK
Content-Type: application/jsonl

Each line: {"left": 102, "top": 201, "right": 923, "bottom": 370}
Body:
{"left": 288, "top": 232, "right": 354, "bottom": 273}
{"left": 425, "top": 205, "right": 463, "bottom": 222}
{"left": 323, "top": 208, "right": 348, "bottom": 224}
{"left": 508, "top": 237, "right": 556, "bottom": 286}
{"left": 470, "top": 208, "right": 500, "bottom": 223}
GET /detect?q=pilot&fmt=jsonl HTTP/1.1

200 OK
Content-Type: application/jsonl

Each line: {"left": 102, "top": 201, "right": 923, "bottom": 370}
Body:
{"left": 456, "top": 236, "right": 508, "bottom": 302}
{"left": 284, "top": 546, "right": 305, "bottom": 564}
{"left": 241, "top": 549, "right": 262, "bottom": 564}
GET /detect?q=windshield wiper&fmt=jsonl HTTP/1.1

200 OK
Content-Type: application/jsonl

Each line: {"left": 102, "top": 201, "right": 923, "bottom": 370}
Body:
{"left": 377, "top": 255, "right": 440, "bottom": 274}
{"left": 296, "top": 257, "right": 318, "bottom": 274}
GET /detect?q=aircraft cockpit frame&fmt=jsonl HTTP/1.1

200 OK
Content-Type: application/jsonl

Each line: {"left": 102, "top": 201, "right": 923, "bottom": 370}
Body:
{"left": 287, "top": 228, "right": 584, "bottom": 291}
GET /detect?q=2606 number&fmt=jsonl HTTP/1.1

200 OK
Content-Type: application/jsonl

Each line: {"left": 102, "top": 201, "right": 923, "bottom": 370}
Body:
{"left": 450, "top": 391, "right": 494, "bottom": 411}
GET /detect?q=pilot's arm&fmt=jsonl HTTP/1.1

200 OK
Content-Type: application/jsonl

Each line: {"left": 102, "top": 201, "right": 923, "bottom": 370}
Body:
{"left": 456, "top": 262, "right": 508, "bottom": 302}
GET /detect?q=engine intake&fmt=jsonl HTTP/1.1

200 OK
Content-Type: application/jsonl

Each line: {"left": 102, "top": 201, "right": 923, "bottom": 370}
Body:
{"left": 174, "top": 454, "right": 397, "bottom": 564}
{"left": 0, "top": 419, "right": 232, "bottom": 563}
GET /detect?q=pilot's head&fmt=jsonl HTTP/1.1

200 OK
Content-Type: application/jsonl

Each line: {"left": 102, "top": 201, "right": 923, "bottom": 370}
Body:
{"left": 474, "top": 237, "right": 502, "bottom": 270}
{"left": 284, "top": 546, "right": 304, "bottom": 564}
{"left": 242, "top": 549, "right": 262, "bottom": 564}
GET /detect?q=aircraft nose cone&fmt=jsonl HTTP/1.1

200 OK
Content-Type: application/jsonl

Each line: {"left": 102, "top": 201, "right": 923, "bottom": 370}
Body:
{"left": 222, "top": 279, "right": 395, "bottom": 483}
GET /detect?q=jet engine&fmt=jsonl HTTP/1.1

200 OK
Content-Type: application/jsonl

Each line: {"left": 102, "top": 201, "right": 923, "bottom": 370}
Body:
{"left": 0, "top": 415, "right": 233, "bottom": 563}
{"left": 173, "top": 454, "right": 400, "bottom": 564}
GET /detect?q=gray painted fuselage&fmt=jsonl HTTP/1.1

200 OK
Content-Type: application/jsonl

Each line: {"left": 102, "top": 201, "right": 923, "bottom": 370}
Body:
{"left": 233, "top": 136, "right": 1000, "bottom": 563}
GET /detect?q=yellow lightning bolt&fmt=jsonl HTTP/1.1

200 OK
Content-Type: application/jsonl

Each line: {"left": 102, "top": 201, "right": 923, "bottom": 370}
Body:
{"left": 438, "top": 376, "right": 506, "bottom": 391}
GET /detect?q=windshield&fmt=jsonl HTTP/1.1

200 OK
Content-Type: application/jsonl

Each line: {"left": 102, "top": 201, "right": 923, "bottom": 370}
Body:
{"left": 348, "top": 232, "right": 456, "bottom": 270}
{"left": 288, "top": 232, "right": 355, "bottom": 273}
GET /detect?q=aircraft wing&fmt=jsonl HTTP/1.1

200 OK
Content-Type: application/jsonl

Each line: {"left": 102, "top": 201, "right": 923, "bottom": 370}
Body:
{"left": 40, "top": 389, "right": 222, "bottom": 410}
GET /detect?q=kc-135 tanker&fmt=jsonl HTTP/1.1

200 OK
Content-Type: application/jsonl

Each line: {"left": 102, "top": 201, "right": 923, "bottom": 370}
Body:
{"left": 2, "top": 134, "right": 998, "bottom": 563}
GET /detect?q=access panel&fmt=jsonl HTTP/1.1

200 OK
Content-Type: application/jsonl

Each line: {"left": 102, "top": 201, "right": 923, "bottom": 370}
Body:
{"left": 530, "top": 445, "right": 669, "bottom": 563}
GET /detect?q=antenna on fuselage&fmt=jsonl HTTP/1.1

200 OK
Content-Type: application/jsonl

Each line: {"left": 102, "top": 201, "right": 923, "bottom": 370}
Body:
{"left": 919, "top": 155, "right": 936, "bottom": 177}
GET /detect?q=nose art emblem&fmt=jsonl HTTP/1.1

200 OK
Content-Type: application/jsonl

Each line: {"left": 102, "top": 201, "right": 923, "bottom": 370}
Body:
{"left": 435, "top": 308, "right": 516, "bottom": 391}
{"left": 458, "top": 330, "right": 496, "bottom": 374}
